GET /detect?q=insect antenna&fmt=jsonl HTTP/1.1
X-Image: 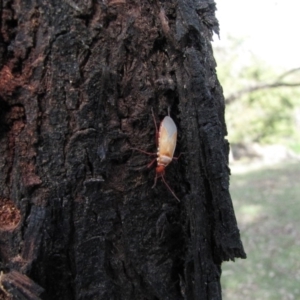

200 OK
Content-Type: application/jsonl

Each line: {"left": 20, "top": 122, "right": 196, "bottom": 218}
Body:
{"left": 161, "top": 175, "right": 180, "bottom": 202}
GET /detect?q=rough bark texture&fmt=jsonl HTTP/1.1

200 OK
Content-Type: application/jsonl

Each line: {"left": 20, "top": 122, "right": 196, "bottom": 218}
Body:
{"left": 0, "top": 0, "right": 246, "bottom": 299}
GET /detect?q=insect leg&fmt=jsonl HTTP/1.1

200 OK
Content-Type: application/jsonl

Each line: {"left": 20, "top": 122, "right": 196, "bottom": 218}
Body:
{"left": 147, "top": 158, "right": 157, "bottom": 168}
{"left": 152, "top": 173, "right": 158, "bottom": 188}
{"left": 161, "top": 176, "right": 180, "bottom": 202}
{"left": 172, "top": 153, "right": 184, "bottom": 160}
{"left": 131, "top": 148, "right": 156, "bottom": 156}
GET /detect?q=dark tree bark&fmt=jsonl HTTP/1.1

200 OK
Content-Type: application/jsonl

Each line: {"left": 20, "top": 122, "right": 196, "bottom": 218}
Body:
{"left": 0, "top": 0, "right": 246, "bottom": 299}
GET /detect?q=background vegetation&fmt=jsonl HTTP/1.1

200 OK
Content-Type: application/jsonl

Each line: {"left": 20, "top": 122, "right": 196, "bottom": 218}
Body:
{"left": 214, "top": 36, "right": 300, "bottom": 152}
{"left": 214, "top": 35, "right": 300, "bottom": 299}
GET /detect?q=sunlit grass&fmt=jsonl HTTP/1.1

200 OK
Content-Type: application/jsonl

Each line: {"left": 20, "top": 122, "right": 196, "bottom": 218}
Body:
{"left": 222, "top": 162, "right": 300, "bottom": 300}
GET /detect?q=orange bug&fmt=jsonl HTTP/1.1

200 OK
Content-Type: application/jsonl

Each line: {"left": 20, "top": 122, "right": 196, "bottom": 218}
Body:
{"left": 133, "top": 109, "right": 180, "bottom": 202}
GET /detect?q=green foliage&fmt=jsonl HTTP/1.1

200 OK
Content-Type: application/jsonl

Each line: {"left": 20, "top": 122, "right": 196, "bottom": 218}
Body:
{"left": 290, "top": 140, "right": 300, "bottom": 153}
{"left": 214, "top": 36, "right": 300, "bottom": 149}
{"left": 226, "top": 87, "right": 300, "bottom": 145}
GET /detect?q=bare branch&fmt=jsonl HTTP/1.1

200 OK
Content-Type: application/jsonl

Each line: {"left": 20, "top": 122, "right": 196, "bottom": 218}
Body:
{"left": 226, "top": 68, "right": 300, "bottom": 104}
{"left": 276, "top": 67, "right": 300, "bottom": 81}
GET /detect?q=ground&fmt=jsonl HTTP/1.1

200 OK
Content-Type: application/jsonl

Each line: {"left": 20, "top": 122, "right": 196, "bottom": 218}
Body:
{"left": 222, "top": 160, "right": 300, "bottom": 300}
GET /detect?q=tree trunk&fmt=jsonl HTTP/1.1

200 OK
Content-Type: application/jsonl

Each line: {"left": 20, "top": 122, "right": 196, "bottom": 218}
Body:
{"left": 0, "top": 0, "right": 246, "bottom": 299}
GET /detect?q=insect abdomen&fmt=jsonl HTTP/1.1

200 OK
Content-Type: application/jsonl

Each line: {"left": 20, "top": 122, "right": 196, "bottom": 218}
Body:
{"left": 157, "top": 155, "right": 172, "bottom": 167}
{"left": 157, "top": 116, "right": 177, "bottom": 163}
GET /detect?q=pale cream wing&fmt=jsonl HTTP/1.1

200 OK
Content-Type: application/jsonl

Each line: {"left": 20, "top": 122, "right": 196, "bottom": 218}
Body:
{"left": 158, "top": 116, "right": 177, "bottom": 158}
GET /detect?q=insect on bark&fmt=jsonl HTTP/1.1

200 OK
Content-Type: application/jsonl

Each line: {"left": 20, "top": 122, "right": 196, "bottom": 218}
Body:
{"left": 132, "top": 109, "right": 181, "bottom": 202}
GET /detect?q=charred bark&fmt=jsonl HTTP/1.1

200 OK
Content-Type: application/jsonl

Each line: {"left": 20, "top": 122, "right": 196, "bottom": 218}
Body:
{"left": 0, "top": 0, "right": 245, "bottom": 299}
